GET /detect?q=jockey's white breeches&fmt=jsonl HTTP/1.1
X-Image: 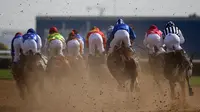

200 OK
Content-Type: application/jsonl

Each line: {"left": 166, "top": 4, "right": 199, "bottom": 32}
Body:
{"left": 66, "top": 39, "right": 81, "bottom": 57}
{"left": 109, "top": 30, "right": 131, "bottom": 54}
{"left": 88, "top": 33, "right": 105, "bottom": 56}
{"left": 21, "top": 39, "right": 39, "bottom": 55}
{"left": 13, "top": 38, "right": 22, "bottom": 62}
{"left": 144, "top": 34, "right": 165, "bottom": 54}
{"left": 48, "top": 39, "right": 65, "bottom": 58}
{"left": 164, "top": 33, "right": 183, "bottom": 52}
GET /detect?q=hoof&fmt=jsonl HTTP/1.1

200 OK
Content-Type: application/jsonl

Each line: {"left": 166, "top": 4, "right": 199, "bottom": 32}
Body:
{"left": 19, "top": 92, "right": 25, "bottom": 100}
{"left": 189, "top": 88, "right": 194, "bottom": 96}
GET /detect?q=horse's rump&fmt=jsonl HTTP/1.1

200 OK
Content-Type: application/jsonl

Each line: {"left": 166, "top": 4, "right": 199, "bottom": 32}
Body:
{"left": 46, "top": 55, "right": 70, "bottom": 74}
{"left": 23, "top": 51, "right": 46, "bottom": 71}
{"left": 163, "top": 50, "right": 190, "bottom": 81}
{"left": 107, "top": 41, "right": 139, "bottom": 82}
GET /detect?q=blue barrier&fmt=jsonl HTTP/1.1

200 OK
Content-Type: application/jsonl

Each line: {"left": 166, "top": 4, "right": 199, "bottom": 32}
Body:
{"left": 36, "top": 16, "right": 200, "bottom": 59}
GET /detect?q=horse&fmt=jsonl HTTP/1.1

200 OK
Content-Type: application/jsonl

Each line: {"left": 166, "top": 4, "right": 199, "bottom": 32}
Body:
{"left": 14, "top": 50, "right": 46, "bottom": 100}
{"left": 148, "top": 46, "right": 165, "bottom": 92}
{"left": 67, "top": 54, "right": 86, "bottom": 75}
{"left": 107, "top": 41, "right": 140, "bottom": 92}
{"left": 163, "top": 49, "right": 194, "bottom": 105}
{"left": 87, "top": 46, "right": 107, "bottom": 82}
{"left": 46, "top": 53, "right": 71, "bottom": 84}
{"left": 11, "top": 52, "right": 26, "bottom": 100}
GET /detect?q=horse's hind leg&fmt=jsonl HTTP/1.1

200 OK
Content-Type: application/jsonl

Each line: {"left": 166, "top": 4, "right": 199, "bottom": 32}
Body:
{"left": 130, "top": 75, "right": 139, "bottom": 92}
{"left": 117, "top": 80, "right": 126, "bottom": 91}
{"left": 153, "top": 73, "right": 164, "bottom": 94}
{"left": 130, "top": 78, "right": 134, "bottom": 92}
{"left": 169, "top": 81, "right": 176, "bottom": 101}
{"left": 25, "top": 74, "right": 36, "bottom": 98}
{"left": 179, "top": 81, "right": 186, "bottom": 108}
{"left": 186, "top": 74, "right": 193, "bottom": 96}
{"left": 16, "top": 79, "right": 26, "bottom": 100}
{"left": 37, "top": 66, "right": 45, "bottom": 92}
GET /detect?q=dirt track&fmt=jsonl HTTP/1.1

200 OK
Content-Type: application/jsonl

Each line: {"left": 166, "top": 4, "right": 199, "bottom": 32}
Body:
{"left": 0, "top": 68, "right": 200, "bottom": 112}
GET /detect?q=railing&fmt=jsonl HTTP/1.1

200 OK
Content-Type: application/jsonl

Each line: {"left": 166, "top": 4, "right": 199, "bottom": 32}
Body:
{"left": 0, "top": 50, "right": 11, "bottom": 59}
{"left": 139, "top": 58, "right": 200, "bottom": 63}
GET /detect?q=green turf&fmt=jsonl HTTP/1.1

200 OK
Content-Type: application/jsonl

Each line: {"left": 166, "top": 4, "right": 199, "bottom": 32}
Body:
{"left": 190, "top": 76, "right": 200, "bottom": 86}
{"left": 0, "top": 69, "right": 13, "bottom": 79}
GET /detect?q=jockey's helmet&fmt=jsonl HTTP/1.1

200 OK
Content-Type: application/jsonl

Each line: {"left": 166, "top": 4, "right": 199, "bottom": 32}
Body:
{"left": 72, "top": 29, "right": 78, "bottom": 34}
{"left": 116, "top": 18, "right": 124, "bottom": 24}
{"left": 49, "top": 26, "right": 58, "bottom": 34}
{"left": 90, "top": 26, "right": 100, "bottom": 31}
{"left": 15, "top": 32, "right": 22, "bottom": 37}
{"left": 27, "top": 28, "right": 36, "bottom": 34}
{"left": 149, "top": 25, "right": 158, "bottom": 30}
{"left": 165, "top": 21, "right": 175, "bottom": 27}
{"left": 69, "top": 31, "right": 75, "bottom": 37}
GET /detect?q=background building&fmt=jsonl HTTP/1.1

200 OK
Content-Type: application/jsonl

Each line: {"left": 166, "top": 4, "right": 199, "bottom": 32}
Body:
{"left": 36, "top": 16, "right": 200, "bottom": 58}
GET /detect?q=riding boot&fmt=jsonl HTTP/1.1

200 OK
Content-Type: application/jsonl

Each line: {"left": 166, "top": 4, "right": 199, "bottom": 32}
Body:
{"left": 156, "top": 47, "right": 166, "bottom": 56}
{"left": 127, "top": 46, "right": 134, "bottom": 53}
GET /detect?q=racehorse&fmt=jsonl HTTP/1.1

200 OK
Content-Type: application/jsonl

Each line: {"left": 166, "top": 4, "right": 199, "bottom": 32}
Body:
{"left": 14, "top": 50, "right": 46, "bottom": 100}
{"left": 67, "top": 54, "right": 86, "bottom": 75}
{"left": 164, "top": 49, "right": 193, "bottom": 104}
{"left": 107, "top": 41, "right": 140, "bottom": 92}
{"left": 46, "top": 53, "right": 71, "bottom": 84}
{"left": 148, "top": 46, "right": 165, "bottom": 92}
{"left": 11, "top": 50, "right": 26, "bottom": 99}
{"left": 87, "top": 46, "right": 107, "bottom": 82}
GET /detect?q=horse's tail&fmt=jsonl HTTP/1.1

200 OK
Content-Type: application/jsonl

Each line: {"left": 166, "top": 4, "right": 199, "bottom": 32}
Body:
{"left": 190, "top": 53, "right": 195, "bottom": 63}
{"left": 27, "top": 50, "right": 34, "bottom": 56}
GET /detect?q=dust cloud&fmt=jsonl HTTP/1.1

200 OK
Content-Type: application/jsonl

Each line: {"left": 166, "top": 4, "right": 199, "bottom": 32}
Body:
{"left": 10, "top": 62, "right": 199, "bottom": 112}
{"left": 0, "top": 62, "right": 199, "bottom": 112}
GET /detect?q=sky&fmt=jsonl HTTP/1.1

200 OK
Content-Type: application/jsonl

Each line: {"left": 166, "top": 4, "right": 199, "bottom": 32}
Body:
{"left": 0, "top": 0, "right": 199, "bottom": 31}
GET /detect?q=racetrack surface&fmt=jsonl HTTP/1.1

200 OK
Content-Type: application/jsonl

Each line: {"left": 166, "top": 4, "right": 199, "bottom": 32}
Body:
{"left": 0, "top": 66, "right": 200, "bottom": 112}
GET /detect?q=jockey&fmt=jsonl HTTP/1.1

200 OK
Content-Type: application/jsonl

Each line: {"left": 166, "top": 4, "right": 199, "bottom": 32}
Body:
{"left": 163, "top": 21, "right": 185, "bottom": 52}
{"left": 143, "top": 25, "right": 165, "bottom": 55}
{"left": 107, "top": 25, "right": 114, "bottom": 39}
{"left": 21, "top": 28, "right": 42, "bottom": 55}
{"left": 163, "top": 21, "right": 193, "bottom": 82}
{"left": 107, "top": 19, "right": 136, "bottom": 54}
{"left": 66, "top": 31, "right": 83, "bottom": 59}
{"left": 11, "top": 32, "right": 23, "bottom": 73}
{"left": 106, "top": 25, "right": 114, "bottom": 52}
{"left": 11, "top": 32, "right": 23, "bottom": 63}
{"left": 46, "top": 26, "right": 66, "bottom": 58}
{"left": 72, "top": 29, "right": 85, "bottom": 55}
{"left": 86, "top": 26, "right": 106, "bottom": 56}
